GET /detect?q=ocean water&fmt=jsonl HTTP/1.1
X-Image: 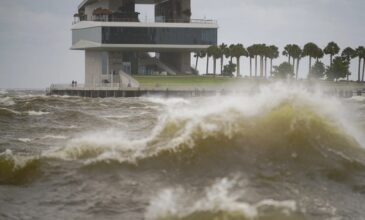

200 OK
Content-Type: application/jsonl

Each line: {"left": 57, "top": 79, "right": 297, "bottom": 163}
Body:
{"left": 1, "top": 83, "right": 365, "bottom": 220}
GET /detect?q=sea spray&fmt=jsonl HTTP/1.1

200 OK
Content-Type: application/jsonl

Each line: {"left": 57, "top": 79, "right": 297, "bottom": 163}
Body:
{"left": 0, "top": 96, "right": 15, "bottom": 106}
{"left": 49, "top": 83, "right": 365, "bottom": 166}
{"left": 1, "top": 87, "right": 365, "bottom": 219}
{"left": 145, "top": 178, "right": 301, "bottom": 220}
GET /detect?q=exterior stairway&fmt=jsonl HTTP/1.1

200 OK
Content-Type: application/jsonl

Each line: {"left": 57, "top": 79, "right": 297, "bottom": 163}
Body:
{"left": 119, "top": 70, "right": 140, "bottom": 88}
{"left": 154, "top": 58, "right": 178, "bottom": 75}
{"left": 140, "top": 53, "right": 178, "bottom": 75}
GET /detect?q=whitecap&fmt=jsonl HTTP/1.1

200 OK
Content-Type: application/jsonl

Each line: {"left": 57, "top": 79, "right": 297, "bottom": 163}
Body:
{"left": 41, "top": 135, "right": 67, "bottom": 140}
{"left": 0, "top": 97, "right": 15, "bottom": 106}
{"left": 0, "top": 149, "right": 37, "bottom": 170}
{"left": 104, "top": 115, "right": 129, "bottom": 119}
{"left": 46, "top": 82, "right": 365, "bottom": 164}
{"left": 145, "top": 178, "right": 297, "bottom": 220}
{"left": 27, "top": 111, "right": 50, "bottom": 116}
{"left": 144, "top": 97, "right": 191, "bottom": 106}
{"left": 18, "top": 138, "right": 32, "bottom": 143}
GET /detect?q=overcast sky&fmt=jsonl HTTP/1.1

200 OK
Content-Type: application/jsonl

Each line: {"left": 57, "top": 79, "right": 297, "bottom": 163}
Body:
{"left": 0, "top": 0, "right": 364, "bottom": 89}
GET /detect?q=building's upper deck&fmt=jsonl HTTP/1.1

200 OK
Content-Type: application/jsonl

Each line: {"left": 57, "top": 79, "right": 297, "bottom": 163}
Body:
{"left": 72, "top": 0, "right": 218, "bottom": 51}
{"left": 75, "top": 0, "right": 196, "bottom": 24}
{"left": 79, "top": 0, "right": 163, "bottom": 10}
{"left": 73, "top": 18, "right": 217, "bottom": 25}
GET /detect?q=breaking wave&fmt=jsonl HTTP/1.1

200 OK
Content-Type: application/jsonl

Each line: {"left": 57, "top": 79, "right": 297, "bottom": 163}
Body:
{"left": 26, "top": 110, "right": 50, "bottom": 116}
{"left": 0, "top": 96, "right": 15, "bottom": 106}
{"left": 0, "top": 107, "right": 20, "bottom": 117}
{"left": 146, "top": 178, "right": 303, "bottom": 220}
{"left": 0, "top": 150, "right": 41, "bottom": 185}
{"left": 47, "top": 83, "right": 365, "bottom": 171}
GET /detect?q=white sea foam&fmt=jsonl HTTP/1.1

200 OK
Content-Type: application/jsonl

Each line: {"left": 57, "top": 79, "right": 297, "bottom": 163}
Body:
{"left": 18, "top": 138, "right": 32, "bottom": 143}
{"left": 145, "top": 178, "right": 297, "bottom": 220}
{"left": 104, "top": 115, "right": 129, "bottom": 119}
{"left": 0, "top": 149, "right": 37, "bottom": 170}
{"left": 0, "top": 89, "right": 7, "bottom": 95}
{"left": 350, "top": 96, "right": 365, "bottom": 102}
{"left": 0, "top": 97, "right": 15, "bottom": 106}
{"left": 144, "top": 97, "right": 191, "bottom": 106}
{"left": 41, "top": 135, "right": 67, "bottom": 140}
{"left": 27, "top": 111, "right": 50, "bottom": 116}
{"left": 17, "top": 94, "right": 47, "bottom": 99}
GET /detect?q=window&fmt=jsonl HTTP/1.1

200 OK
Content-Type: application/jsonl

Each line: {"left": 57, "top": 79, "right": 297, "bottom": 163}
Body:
{"left": 102, "top": 27, "right": 217, "bottom": 45}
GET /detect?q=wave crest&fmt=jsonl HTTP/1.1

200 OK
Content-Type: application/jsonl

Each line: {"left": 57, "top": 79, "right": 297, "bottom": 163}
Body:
{"left": 0, "top": 150, "right": 41, "bottom": 185}
{"left": 49, "top": 84, "right": 365, "bottom": 168}
{"left": 145, "top": 178, "right": 302, "bottom": 220}
{"left": 0, "top": 97, "right": 15, "bottom": 106}
{"left": 0, "top": 107, "right": 20, "bottom": 117}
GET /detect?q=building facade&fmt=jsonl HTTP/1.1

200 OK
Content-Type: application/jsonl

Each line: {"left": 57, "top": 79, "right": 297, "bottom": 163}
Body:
{"left": 72, "top": 0, "right": 218, "bottom": 87}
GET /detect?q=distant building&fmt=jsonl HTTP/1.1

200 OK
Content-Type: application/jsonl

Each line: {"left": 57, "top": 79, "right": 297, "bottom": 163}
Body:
{"left": 72, "top": 0, "right": 218, "bottom": 87}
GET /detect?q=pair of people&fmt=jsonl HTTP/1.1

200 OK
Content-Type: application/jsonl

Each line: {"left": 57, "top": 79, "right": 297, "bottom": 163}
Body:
{"left": 71, "top": 80, "right": 78, "bottom": 87}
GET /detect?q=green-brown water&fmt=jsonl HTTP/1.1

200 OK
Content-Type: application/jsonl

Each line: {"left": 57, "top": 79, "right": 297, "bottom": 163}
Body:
{"left": 1, "top": 83, "right": 365, "bottom": 220}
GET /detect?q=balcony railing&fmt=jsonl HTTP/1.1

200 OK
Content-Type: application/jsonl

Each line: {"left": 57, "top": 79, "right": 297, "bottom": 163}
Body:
{"left": 72, "top": 16, "right": 217, "bottom": 25}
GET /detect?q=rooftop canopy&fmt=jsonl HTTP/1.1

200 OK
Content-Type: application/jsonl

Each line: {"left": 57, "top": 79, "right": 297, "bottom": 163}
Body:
{"left": 78, "top": 0, "right": 166, "bottom": 10}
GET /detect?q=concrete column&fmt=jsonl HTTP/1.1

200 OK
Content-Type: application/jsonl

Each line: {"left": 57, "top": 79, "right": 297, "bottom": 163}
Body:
{"left": 85, "top": 50, "right": 103, "bottom": 86}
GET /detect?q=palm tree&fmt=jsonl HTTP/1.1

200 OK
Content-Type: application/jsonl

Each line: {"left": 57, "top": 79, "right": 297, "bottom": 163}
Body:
{"left": 267, "top": 45, "right": 279, "bottom": 76}
{"left": 324, "top": 42, "right": 340, "bottom": 66}
{"left": 228, "top": 44, "right": 235, "bottom": 63}
{"left": 231, "top": 44, "right": 248, "bottom": 77}
{"left": 223, "top": 44, "right": 235, "bottom": 73}
{"left": 252, "top": 44, "right": 260, "bottom": 77}
{"left": 247, "top": 45, "right": 255, "bottom": 77}
{"left": 256, "top": 44, "right": 267, "bottom": 77}
{"left": 314, "top": 47, "right": 324, "bottom": 62}
{"left": 207, "top": 45, "right": 220, "bottom": 75}
{"left": 206, "top": 46, "right": 214, "bottom": 74}
{"left": 219, "top": 43, "right": 228, "bottom": 74}
{"left": 194, "top": 51, "right": 206, "bottom": 73}
{"left": 362, "top": 49, "right": 365, "bottom": 82}
{"left": 355, "top": 47, "right": 365, "bottom": 82}
{"left": 263, "top": 45, "right": 272, "bottom": 78}
{"left": 283, "top": 44, "right": 293, "bottom": 63}
{"left": 357, "top": 47, "right": 365, "bottom": 82}
{"left": 291, "top": 45, "right": 303, "bottom": 80}
{"left": 341, "top": 47, "right": 356, "bottom": 81}
{"left": 303, "top": 42, "right": 320, "bottom": 76}
{"left": 194, "top": 52, "right": 199, "bottom": 71}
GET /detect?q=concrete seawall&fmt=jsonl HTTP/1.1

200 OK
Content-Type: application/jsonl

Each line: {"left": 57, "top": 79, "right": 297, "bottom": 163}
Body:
{"left": 48, "top": 80, "right": 365, "bottom": 98}
{"left": 48, "top": 88, "right": 222, "bottom": 98}
{"left": 48, "top": 86, "right": 364, "bottom": 98}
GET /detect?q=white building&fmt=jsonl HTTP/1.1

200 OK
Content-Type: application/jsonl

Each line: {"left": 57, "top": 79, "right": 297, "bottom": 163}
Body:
{"left": 72, "top": 0, "right": 218, "bottom": 87}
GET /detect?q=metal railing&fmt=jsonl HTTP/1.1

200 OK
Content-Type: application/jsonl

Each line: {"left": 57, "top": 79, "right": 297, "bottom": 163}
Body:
{"left": 50, "top": 83, "right": 129, "bottom": 90}
{"left": 73, "top": 17, "right": 217, "bottom": 25}
{"left": 49, "top": 83, "right": 226, "bottom": 91}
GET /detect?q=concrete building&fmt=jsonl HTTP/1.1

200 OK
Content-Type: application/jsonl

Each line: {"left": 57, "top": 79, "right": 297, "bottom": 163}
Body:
{"left": 72, "top": 0, "right": 218, "bottom": 87}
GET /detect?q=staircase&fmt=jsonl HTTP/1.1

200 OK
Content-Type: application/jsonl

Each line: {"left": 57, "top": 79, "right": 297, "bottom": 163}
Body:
{"left": 119, "top": 70, "right": 140, "bottom": 88}
{"left": 140, "top": 53, "right": 178, "bottom": 75}
{"left": 154, "top": 59, "right": 178, "bottom": 75}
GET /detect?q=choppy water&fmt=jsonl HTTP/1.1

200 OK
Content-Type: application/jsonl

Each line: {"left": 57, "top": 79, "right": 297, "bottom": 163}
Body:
{"left": 1, "top": 83, "right": 365, "bottom": 220}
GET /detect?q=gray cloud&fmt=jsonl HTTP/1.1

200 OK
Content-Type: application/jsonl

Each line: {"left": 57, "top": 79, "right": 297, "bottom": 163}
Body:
{"left": 0, "top": 0, "right": 364, "bottom": 88}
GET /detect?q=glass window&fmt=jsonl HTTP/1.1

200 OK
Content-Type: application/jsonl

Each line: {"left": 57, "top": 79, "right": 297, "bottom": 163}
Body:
{"left": 102, "top": 27, "right": 217, "bottom": 45}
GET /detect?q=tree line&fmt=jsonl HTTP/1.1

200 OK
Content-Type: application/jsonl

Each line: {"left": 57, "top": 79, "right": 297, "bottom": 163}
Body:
{"left": 194, "top": 42, "right": 365, "bottom": 82}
